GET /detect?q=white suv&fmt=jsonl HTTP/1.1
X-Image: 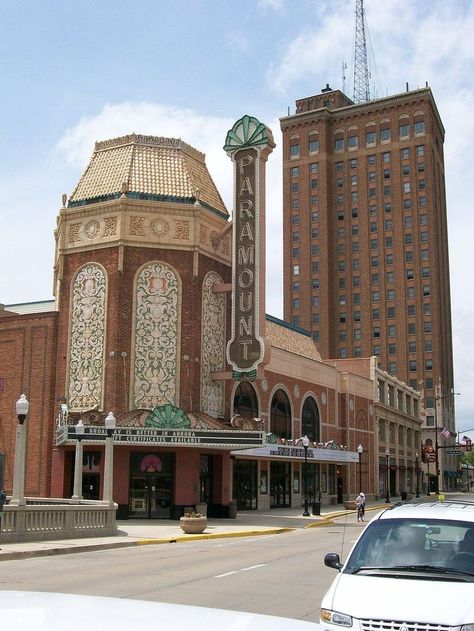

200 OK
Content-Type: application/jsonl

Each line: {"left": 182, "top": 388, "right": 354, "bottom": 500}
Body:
{"left": 320, "top": 500, "right": 474, "bottom": 630}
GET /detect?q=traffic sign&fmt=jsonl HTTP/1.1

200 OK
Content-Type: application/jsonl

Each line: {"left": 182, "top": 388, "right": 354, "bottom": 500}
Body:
{"left": 446, "top": 448, "right": 462, "bottom": 456}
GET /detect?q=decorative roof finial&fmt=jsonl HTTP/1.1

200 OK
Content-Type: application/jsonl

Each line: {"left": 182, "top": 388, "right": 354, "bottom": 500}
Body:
{"left": 194, "top": 188, "right": 201, "bottom": 207}
{"left": 61, "top": 193, "right": 67, "bottom": 207}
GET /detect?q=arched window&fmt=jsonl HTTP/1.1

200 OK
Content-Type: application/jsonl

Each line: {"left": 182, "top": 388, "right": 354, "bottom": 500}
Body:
{"left": 233, "top": 382, "right": 258, "bottom": 419}
{"left": 301, "top": 397, "right": 320, "bottom": 442}
{"left": 270, "top": 389, "right": 291, "bottom": 439}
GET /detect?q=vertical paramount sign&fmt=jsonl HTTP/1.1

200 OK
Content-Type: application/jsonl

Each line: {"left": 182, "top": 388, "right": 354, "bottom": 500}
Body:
{"left": 224, "top": 115, "right": 275, "bottom": 379}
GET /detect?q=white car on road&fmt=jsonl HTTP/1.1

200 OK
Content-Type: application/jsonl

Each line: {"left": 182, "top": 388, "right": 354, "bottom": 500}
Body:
{"left": 320, "top": 500, "right": 474, "bottom": 630}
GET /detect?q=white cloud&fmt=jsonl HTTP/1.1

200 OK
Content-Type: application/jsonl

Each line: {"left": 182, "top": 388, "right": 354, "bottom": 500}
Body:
{"left": 257, "top": 0, "right": 284, "bottom": 10}
{"left": 265, "top": 1, "right": 351, "bottom": 95}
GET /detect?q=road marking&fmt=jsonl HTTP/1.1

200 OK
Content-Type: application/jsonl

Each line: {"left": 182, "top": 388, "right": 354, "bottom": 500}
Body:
{"left": 215, "top": 563, "right": 266, "bottom": 578}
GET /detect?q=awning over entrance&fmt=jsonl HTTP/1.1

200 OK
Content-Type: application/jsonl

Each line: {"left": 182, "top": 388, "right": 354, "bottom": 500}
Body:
{"left": 231, "top": 444, "right": 359, "bottom": 463}
{"left": 56, "top": 405, "right": 266, "bottom": 450}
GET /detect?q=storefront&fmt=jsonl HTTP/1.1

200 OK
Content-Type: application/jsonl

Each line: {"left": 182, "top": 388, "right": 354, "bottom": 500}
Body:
{"left": 232, "top": 441, "right": 359, "bottom": 510}
{"left": 54, "top": 412, "right": 265, "bottom": 518}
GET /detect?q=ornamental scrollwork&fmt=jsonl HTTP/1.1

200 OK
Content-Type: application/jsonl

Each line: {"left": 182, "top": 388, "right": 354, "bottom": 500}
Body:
{"left": 200, "top": 272, "right": 225, "bottom": 417}
{"left": 68, "top": 264, "right": 107, "bottom": 410}
{"left": 132, "top": 262, "right": 180, "bottom": 409}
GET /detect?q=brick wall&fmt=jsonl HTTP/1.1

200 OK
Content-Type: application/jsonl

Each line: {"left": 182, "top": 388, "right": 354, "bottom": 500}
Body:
{"left": 0, "top": 312, "right": 58, "bottom": 495}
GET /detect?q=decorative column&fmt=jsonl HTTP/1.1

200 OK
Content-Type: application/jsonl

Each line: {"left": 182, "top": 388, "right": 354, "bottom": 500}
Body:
{"left": 72, "top": 420, "right": 85, "bottom": 501}
{"left": 10, "top": 394, "right": 30, "bottom": 506}
{"left": 103, "top": 412, "right": 116, "bottom": 505}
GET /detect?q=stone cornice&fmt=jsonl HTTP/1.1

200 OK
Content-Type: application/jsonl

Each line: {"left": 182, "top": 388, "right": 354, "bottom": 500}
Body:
{"left": 280, "top": 88, "right": 444, "bottom": 135}
{"left": 55, "top": 198, "right": 231, "bottom": 266}
{"left": 94, "top": 133, "right": 205, "bottom": 162}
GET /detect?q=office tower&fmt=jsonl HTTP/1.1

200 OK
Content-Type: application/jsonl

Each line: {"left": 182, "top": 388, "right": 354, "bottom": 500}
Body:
{"left": 280, "top": 85, "right": 454, "bottom": 429}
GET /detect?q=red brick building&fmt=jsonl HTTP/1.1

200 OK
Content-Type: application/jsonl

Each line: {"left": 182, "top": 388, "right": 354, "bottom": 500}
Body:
{"left": 0, "top": 120, "right": 422, "bottom": 517}
{"left": 280, "top": 86, "right": 456, "bottom": 488}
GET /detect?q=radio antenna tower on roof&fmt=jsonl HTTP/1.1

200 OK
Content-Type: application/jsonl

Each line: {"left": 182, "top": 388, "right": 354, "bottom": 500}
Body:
{"left": 353, "top": 0, "right": 370, "bottom": 103}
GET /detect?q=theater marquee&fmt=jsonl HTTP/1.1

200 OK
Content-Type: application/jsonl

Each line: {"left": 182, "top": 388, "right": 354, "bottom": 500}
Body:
{"left": 56, "top": 425, "right": 266, "bottom": 450}
{"left": 224, "top": 115, "right": 275, "bottom": 379}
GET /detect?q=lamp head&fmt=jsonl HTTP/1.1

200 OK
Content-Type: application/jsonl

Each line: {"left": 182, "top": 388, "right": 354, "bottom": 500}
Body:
{"left": 105, "top": 411, "right": 116, "bottom": 436}
{"left": 357, "top": 443, "right": 363, "bottom": 454}
{"left": 75, "top": 419, "right": 85, "bottom": 441}
{"left": 385, "top": 447, "right": 390, "bottom": 456}
{"left": 16, "top": 394, "right": 29, "bottom": 423}
{"left": 302, "top": 435, "right": 310, "bottom": 448}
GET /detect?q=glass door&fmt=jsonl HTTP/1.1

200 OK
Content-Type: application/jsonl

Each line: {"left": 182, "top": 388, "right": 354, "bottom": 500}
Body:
{"left": 129, "top": 473, "right": 172, "bottom": 518}
{"left": 233, "top": 460, "right": 258, "bottom": 510}
{"left": 270, "top": 462, "right": 291, "bottom": 508}
{"left": 129, "top": 452, "right": 173, "bottom": 518}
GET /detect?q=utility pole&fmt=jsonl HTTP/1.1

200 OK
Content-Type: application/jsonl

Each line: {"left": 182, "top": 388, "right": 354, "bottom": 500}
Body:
{"left": 353, "top": 0, "right": 370, "bottom": 103}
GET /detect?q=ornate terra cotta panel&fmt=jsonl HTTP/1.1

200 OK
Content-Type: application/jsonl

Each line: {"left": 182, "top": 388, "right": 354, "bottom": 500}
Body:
{"left": 200, "top": 272, "right": 225, "bottom": 417}
{"left": 132, "top": 262, "right": 180, "bottom": 409}
{"left": 68, "top": 263, "right": 107, "bottom": 411}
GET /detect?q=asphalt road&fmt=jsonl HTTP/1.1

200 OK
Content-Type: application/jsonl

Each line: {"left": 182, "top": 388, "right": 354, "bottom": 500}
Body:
{"left": 0, "top": 520, "right": 366, "bottom": 622}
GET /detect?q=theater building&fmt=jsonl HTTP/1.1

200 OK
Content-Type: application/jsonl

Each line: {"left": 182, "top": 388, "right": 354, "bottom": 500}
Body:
{"left": 0, "top": 116, "right": 422, "bottom": 518}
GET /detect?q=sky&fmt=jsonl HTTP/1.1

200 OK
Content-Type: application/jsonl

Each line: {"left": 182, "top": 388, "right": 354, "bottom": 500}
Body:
{"left": 1, "top": 0, "right": 473, "bottom": 435}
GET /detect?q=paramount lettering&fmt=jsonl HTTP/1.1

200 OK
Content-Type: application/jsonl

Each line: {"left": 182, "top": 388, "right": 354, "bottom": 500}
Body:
{"left": 239, "top": 292, "right": 252, "bottom": 312}
{"left": 238, "top": 245, "right": 254, "bottom": 266}
{"left": 239, "top": 315, "right": 252, "bottom": 336}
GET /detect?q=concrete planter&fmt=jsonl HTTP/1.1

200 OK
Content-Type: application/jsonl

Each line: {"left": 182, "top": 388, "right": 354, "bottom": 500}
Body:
{"left": 344, "top": 500, "right": 358, "bottom": 510}
{"left": 179, "top": 515, "right": 207, "bottom": 534}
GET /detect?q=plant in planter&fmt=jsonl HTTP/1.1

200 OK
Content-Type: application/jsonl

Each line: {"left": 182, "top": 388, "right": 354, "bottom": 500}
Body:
{"left": 179, "top": 511, "right": 207, "bottom": 534}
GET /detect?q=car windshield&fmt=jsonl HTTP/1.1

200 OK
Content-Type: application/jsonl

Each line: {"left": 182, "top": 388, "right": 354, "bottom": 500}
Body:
{"left": 343, "top": 518, "right": 474, "bottom": 575}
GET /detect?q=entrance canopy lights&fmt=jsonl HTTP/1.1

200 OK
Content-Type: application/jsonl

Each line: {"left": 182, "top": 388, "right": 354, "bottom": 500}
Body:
{"left": 266, "top": 433, "right": 348, "bottom": 451}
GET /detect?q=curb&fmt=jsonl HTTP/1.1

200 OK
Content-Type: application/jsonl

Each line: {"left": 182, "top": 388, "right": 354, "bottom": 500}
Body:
{"left": 137, "top": 527, "right": 295, "bottom": 545}
{"left": 0, "top": 506, "right": 392, "bottom": 562}
{"left": 0, "top": 527, "right": 295, "bottom": 562}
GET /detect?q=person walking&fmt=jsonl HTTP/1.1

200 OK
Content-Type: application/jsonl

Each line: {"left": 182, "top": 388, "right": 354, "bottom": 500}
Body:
{"left": 356, "top": 491, "right": 366, "bottom": 522}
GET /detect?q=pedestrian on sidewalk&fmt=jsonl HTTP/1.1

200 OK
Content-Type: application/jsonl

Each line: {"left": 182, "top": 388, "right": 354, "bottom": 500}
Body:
{"left": 356, "top": 492, "right": 365, "bottom": 522}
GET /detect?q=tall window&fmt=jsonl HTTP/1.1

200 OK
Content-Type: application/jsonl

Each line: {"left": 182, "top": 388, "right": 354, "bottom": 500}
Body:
{"left": 301, "top": 397, "right": 320, "bottom": 442}
{"left": 233, "top": 382, "right": 258, "bottom": 419}
{"left": 270, "top": 389, "right": 292, "bottom": 439}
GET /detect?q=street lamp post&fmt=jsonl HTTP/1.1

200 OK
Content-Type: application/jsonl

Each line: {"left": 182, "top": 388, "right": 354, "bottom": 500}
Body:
{"left": 385, "top": 448, "right": 390, "bottom": 503}
{"left": 72, "top": 419, "right": 85, "bottom": 501}
{"left": 426, "top": 458, "right": 431, "bottom": 496}
{"left": 434, "top": 390, "right": 460, "bottom": 495}
{"left": 302, "top": 435, "right": 310, "bottom": 516}
{"left": 415, "top": 452, "right": 420, "bottom": 498}
{"left": 10, "top": 394, "right": 30, "bottom": 506}
{"left": 103, "top": 412, "right": 116, "bottom": 505}
{"left": 357, "top": 444, "right": 363, "bottom": 493}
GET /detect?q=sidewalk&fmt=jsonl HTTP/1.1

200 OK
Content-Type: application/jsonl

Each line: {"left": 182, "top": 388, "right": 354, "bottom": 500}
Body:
{"left": 3, "top": 493, "right": 469, "bottom": 561}
{"left": 0, "top": 499, "right": 391, "bottom": 562}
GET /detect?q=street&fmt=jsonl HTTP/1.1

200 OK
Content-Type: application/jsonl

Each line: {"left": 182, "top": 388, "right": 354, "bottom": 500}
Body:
{"left": 0, "top": 520, "right": 365, "bottom": 622}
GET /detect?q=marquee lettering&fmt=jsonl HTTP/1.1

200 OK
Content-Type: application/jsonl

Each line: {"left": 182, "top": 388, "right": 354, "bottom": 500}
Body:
{"left": 239, "top": 315, "right": 253, "bottom": 336}
{"left": 239, "top": 292, "right": 252, "bottom": 312}
{"left": 238, "top": 245, "right": 254, "bottom": 266}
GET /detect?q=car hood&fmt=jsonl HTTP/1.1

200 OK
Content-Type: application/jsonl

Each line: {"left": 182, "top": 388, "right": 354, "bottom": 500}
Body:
{"left": 0, "top": 591, "right": 323, "bottom": 631}
{"left": 323, "top": 573, "right": 474, "bottom": 625}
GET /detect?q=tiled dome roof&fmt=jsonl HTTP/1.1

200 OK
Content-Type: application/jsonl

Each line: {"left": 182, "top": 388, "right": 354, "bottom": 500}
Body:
{"left": 69, "top": 134, "right": 228, "bottom": 217}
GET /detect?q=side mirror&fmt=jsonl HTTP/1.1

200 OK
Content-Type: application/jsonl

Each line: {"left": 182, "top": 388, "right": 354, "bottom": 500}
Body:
{"left": 324, "top": 552, "right": 343, "bottom": 570}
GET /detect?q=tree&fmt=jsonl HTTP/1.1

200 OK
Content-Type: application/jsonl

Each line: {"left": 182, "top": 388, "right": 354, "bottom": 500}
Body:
{"left": 460, "top": 450, "right": 474, "bottom": 465}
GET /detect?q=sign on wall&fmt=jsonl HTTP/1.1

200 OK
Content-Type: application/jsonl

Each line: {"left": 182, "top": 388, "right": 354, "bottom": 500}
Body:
{"left": 224, "top": 115, "right": 274, "bottom": 379}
